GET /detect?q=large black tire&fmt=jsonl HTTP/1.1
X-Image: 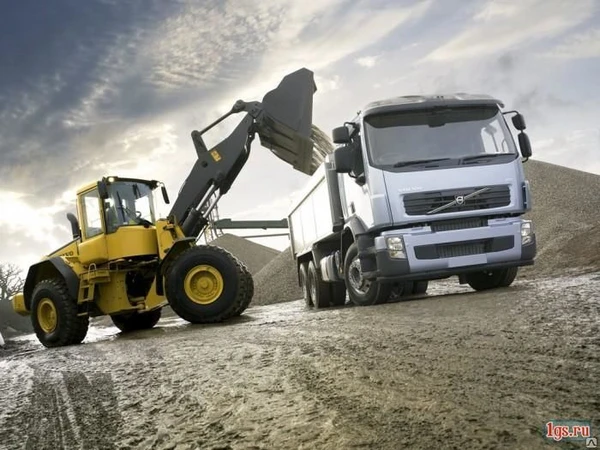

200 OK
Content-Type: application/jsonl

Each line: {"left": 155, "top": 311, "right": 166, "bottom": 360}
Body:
{"left": 111, "top": 308, "right": 162, "bottom": 332}
{"left": 412, "top": 280, "right": 429, "bottom": 295}
{"left": 165, "top": 245, "right": 247, "bottom": 323}
{"left": 307, "top": 260, "right": 330, "bottom": 308}
{"left": 299, "top": 262, "right": 312, "bottom": 307}
{"left": 329, "top": 282, "right": 347, "bottom": 306}
{"left": 30, "top": 278, "right": 89, "bottom": 347}
{"left": 344, "top": 243, "right": 391, "bottom": 306}
{"left": 230, "top": 261, "right": 254, "bottom": 317}
{"left": 465, "top": 267, "right": 518, "bottom": 291}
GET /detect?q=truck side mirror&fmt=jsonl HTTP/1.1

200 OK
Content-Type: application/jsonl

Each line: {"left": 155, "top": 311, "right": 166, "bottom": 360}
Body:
{"left": 332, "top": 126, "right": 350, "bottom": 144}
{"left": 97, "top": 180, "right": 109, "bottom": 199}
{"left": 334, "top": 145, "right": 353, "bottom": 173}
{"left": 512, "top": 113, "right": 526, "bottom": 131}
{"left": 518, "top": 132, "right": 532, "bottom": 159}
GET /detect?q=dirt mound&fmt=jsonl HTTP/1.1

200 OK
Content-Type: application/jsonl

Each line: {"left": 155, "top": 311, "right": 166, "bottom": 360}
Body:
{"left": 252, "top": 247, "right": 302, "bottom": 306}
{"left": 209, "top": 233, "right": 279, "bottom": 274}
{"left": 523, "top": 160, "right": 600, "bottom": 276}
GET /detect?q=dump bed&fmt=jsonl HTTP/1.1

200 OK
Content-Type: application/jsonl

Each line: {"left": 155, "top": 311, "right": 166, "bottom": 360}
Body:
{"left": 288, "top": 162, "right": 335, "bottom": 258}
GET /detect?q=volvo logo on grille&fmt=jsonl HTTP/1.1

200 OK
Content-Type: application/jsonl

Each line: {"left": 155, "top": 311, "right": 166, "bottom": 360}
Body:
{"left": 455, "top": 195, "right": 465, "bottom": 205}
{"left": 426, "top": 187, "right": 491, "bottom": 215}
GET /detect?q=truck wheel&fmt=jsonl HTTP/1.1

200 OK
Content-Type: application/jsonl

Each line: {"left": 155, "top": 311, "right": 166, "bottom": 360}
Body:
{"left": 299, "top": 262, "right": 312, "bottom": 307}
{"left": 165, "top": 245, "right": 245, "bottom": 323}
{"left": 329, "top": 282, "right": 347, "bottom": 306}
{"left": 111, "top": 308, "right": 162, "bottom": 332}
{"left": 307, "top": 260, "right": 330, "bottom": 308}
{"left": 412, "top": 281, "right": 429, "bottom": 295}
{"left": 231, "top": 262, "right": 254, "bottom": 317}
{"left": 30, "top": 278, "right": 89, "bottom": 347}
{"left": 465, "top": 267, "right": 518, "bottom": 291}
{"left": 344, "top": 243, "right": 391, "bottom": 306}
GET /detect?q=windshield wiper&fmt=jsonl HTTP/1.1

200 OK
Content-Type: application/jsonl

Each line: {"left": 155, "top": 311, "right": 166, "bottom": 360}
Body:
{"left": 461, "top": 153, "right": 515, "bottom": 163}
{"left": 393, "top": 158, "right": 452, "bottom": 168}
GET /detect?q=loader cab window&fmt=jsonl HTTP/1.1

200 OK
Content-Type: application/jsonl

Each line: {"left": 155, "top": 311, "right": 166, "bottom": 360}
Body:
{"left": 82, "top": 190, "right": 103, "bottom": 238}
{"left": 104, "top": 181, "right": 156, "bottom": 233}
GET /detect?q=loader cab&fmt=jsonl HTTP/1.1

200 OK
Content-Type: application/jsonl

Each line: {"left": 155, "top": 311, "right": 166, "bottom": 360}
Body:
{"left": 75, "top": 177, "right": 166, "bottom": 266}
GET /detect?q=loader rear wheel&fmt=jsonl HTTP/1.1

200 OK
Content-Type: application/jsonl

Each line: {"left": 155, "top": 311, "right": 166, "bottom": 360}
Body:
{"left": 166, "top": 245, "right": 245, "bottom": 323}
{"left": 31, "top": 278, "right": 89, "bottom": 347}
{"left": 110, "top": 308, "right": 162, "bottom": 333}
{"left": 308, "top": 260, "right": 331, "bottom": 308}
{"left": 344, "top": 243, "right": 391, "bottom": 306}
{"left": 465, "top": 267, "right": 518, "bottom": 291}
{"left": 299, "top": 262, "right": 312, "bottom": 307}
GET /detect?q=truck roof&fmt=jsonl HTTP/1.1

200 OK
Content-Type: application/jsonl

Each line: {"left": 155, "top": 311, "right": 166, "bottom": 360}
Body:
{"left": 362, "top": 93, "right": 504, "bottom": 118}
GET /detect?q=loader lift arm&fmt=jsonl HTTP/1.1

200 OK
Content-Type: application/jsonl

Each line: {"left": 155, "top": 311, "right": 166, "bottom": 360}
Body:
{"left": 168, "top": 68, "right": 318, "bottom": 239}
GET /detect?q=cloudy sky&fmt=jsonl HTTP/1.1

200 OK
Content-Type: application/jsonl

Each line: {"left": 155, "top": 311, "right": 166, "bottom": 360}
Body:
{"left": 1, "top": 0, "right": 599, "bottom": 270}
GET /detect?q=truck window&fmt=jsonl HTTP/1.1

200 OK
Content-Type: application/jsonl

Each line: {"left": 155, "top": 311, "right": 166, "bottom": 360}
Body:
{"left": 364, "top": 106, "right": 517, "bottom": 166}
{"left": 82, "top": 190, "right": 103, "bottom": 238}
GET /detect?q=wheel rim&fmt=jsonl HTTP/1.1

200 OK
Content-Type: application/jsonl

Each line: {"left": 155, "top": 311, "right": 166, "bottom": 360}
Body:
{"left": 184, "top": 265, "right": 224, "bottom": 305}
{"left": 37, "top": 298, "right": 58, "bottom": 333}
{"left": 349, "top": 259, "right": 370, "bottom": 294}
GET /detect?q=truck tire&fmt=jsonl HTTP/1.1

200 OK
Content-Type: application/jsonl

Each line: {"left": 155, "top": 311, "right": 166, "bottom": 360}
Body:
{"left": 465, "top": 267, "right": 518, "bottom": 291}
{"left": 344, "top": 243, "right": 391, "bottom": 306}
{"left": 110, "top": 308, "right": 162, "bottom": 332}
{"left": 299, "top": 262, "right": 312, "bottom": 307}
{"left": 30, "top": 278, "right": 89, "bottom": 347}
{"left": 329, "top": 282, "right": 347, "bottom": 306}
{"left": 307, "top": 260, "right": 330, "bottom": 308}
{"left": 412, "top": 280, "right": 429, "bottom": 295}
{"left": 165, "top": 245, "right": 246, "bottom": 323}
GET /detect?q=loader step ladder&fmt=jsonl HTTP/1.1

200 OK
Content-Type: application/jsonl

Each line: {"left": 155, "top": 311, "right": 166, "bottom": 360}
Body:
{"left": 78, "top": 264, "right": 111, "bottom": 303}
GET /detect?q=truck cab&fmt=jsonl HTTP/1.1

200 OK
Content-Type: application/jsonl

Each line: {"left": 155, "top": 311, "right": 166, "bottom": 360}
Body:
{"left": 289, "top": 93, "right": 536, "bottom": 308}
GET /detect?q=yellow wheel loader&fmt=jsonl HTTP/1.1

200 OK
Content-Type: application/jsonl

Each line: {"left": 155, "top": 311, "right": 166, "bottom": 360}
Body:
{"left": 11, "top": 68, "right": 324, "bottom": 348}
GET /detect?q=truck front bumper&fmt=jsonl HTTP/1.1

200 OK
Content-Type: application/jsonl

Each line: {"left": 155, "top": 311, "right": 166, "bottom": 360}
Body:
{"left": 360, "top": 218, "right": 536, "bottom": 282}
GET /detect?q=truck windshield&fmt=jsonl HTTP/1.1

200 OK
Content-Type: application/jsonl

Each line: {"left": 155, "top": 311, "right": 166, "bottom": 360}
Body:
{"left": 364, "top": 106, "right": 517, "bottom": 167}
{"left": 104, "top": 181, "right": 156, "bottom": 233}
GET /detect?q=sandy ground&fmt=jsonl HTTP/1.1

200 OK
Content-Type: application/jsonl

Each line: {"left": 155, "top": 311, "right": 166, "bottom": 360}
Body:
{"left": 1, "top": 272, "right": 599, "bottom": 450}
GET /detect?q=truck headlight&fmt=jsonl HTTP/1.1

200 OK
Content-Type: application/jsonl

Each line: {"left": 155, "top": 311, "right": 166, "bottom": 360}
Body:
{"left": 386, "top": 236, "right": 406, "bottom": 259}
{"left": 521, "top": 220, "right": 533, "bottom": 245}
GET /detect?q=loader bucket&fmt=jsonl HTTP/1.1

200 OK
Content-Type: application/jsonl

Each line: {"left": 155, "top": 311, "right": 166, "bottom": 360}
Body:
{"left": 257, "top": 68, "right": 327, "bottom": 176}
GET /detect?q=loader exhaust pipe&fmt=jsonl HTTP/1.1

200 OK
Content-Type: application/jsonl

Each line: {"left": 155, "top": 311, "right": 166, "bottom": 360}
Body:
{"left": 257, "top": 68, "right": 331, "bottom": 176}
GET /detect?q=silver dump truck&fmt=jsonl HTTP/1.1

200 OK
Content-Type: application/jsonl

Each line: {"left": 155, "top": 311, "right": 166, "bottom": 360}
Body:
{"left": 288, "top": 94, "right": 536, "bottom": 308}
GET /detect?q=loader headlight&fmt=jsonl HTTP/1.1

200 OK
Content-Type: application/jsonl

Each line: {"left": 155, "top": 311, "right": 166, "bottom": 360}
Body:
{"left": 386, "top": 236, "right": 406, "bottom": 259}
{"left": 521, "top": 220, "right": 533, "bottom": 245}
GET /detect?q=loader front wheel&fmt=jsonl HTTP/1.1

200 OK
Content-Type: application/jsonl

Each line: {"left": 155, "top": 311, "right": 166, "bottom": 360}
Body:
{"left": 31, "top": 278, "right": 89, "bottom": 347}
{"left": 111, "top": 308, "right": 162, "bottom": 333}
{"left": 230, "top": 261, "right": 254, "bottom": 317}
{"left": 166, "top": 245, "right": 245, "bottom": 323}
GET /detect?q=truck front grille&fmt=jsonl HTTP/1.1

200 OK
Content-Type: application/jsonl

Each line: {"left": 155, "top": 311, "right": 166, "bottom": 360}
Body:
{"left": 431, "top": 217, "right": 488, "bottom": 232}
{"left": 414, "top": 236, "right": 514, "bottom": 260}
{"left": 403, "top": 185, "right": 511, "bottom": 216}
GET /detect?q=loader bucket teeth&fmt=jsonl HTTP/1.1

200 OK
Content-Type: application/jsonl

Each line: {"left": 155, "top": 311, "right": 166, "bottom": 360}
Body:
{"left": 257, "top": 68, "right": 323, "bottom": 176}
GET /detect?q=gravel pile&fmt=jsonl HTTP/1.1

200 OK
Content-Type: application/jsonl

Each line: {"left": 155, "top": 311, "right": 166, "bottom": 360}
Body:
{"left": 523, "top": 159, "right": 600, "bottom": 276}
{"left": 252, "top": 247, "right": 303, "bottom": 306}
{"left": 209, "top": 233, "right": 279, "bottom": 274}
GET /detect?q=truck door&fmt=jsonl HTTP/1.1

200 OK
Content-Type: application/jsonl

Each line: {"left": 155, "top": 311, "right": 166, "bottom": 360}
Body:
{"left": 77, "top": 188, "right": 109, "bottom": 266}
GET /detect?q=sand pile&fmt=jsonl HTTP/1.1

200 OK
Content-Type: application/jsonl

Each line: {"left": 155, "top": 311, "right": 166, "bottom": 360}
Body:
{"left": 209, "top": 233, "right": 279, "bottom": 274}
{"left": 523, "top": 160, "right": 600, "bottom": 276}
{"left": 252, "top": 247, "right": 303, "bottom": 306}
